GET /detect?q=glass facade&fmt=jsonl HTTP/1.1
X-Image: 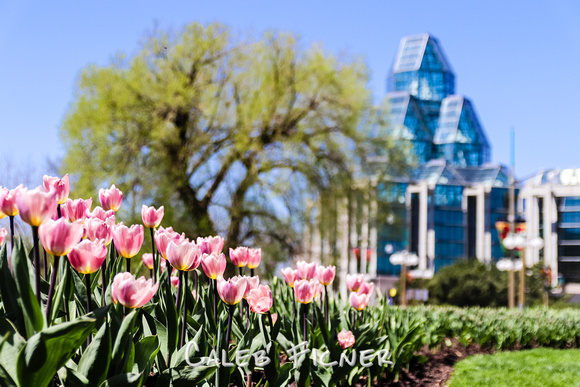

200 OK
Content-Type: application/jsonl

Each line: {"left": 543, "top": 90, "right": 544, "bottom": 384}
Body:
{"left": 558, "top": 196, "right": 580, "bottom": 281}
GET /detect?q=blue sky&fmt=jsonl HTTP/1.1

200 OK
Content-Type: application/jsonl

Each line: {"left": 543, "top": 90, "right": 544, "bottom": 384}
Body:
{"left": 1, "top": 1, "right": 579, "bottom": 184}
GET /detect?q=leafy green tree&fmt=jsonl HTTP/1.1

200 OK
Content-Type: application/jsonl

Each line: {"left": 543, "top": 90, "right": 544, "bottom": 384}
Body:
{"left": 60, "top": 22, "right": 379, "bottom": 263}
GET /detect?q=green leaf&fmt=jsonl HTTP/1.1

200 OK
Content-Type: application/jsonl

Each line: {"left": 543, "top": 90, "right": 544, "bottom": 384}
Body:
{"left": 50, "top": 257, "right": 71, "bottom": 323}
{"left": 0, "top": 332, "right": 19, "bottom": 387}
{"left": 57, "top": 366, "right": 91, "bottom": 387}
{"left": 156, "top": 365, "right": 217, "bottom": 387}
{"left": 133, "top": 335, "right": 159, "bottom": 374}
{"left": 0, "top": 244, "right": 25, "bottom": 335}
{"left": 110, "top": 310, "right": 138, "bottom": 375}
{"left": 16, "top": 314, "right": 99, "bottom": 387}
{"left": 78, "top": 322, "right": 111, "bottom": 386}
{"left": 100, "top": 372, "right": 143, "bottom": 387}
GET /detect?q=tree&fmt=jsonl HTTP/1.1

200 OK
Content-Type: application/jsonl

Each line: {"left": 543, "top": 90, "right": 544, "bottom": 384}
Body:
{"left": 60, "top": 22, "right": 378, "bottom": 265}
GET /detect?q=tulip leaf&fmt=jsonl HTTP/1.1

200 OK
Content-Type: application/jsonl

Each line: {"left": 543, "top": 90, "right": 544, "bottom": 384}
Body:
{"left": 50, "top": 257, "right": 71, "bottom": 323}
{"left": 133, "top": 335, "right": 159, "bottom": 374}
{"left": 99, "top": 372, "right": 143, "bottom": 387}
{"left": 110, "top": 310, "right": 138, "bottom": 375}
{"left": 0, "top": 330, "right": 23, "bottom": 387}
{"left": 162, "top": 278, "right": 178, "bottom": 360}
{"left": 12, "top": 240, "right": 45, "bottom": 338}
{"left": 16, "top": 314, "right": 98, "bottom": 387}
{"left": 156, "top": 365, "right": 217, "bottom": 387}
{"left": 57, "top": 366, "right": 91, "bottom": 387}
{"left": 269, "top": 362, "right": 293, "bottom": 387}
{"left": 77, "top": 322, "right": 111, "bottom": 386}
{"left": 0, "top": 244, "right": 25, "bottom": 335}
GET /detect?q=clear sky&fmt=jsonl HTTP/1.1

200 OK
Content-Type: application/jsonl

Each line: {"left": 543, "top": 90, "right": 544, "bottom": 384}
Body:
{"left": 1, "top": 1, "right": 579, "bottom": 184}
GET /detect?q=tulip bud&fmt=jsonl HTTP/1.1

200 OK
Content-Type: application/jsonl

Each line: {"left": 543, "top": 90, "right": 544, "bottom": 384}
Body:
{"left": 337, "top": 329, "right": 355, "bottom": 349}
{"left": 112, "top": 223, "right": 144, "bottom": 259}
{"left": 247, "top": 284, "right": 273, "bottom": 314}
{"left": 111, "top": 272, "right": 158, "bottom": 308}
{"left": 247, "top": 248, "right": 261, "bottom": 269}
{"left": 217, "top": 276, "right": 246, "bottom": 305}
{"left": 16, "top": 186, "right": 58, "bottom": 226}
{"left": 346, "top": 274, "right": 365, "bottom": 292}
{"left": 99, "top": 184, "right": 123, "bottom": 212}
{"left": 39, "top": 218, "right": 84, "bottom": 257}
{"left": 141, "top": 205, "right": 164, "bottom": 228}
{"left": 296, "top": 260, "right": 317, "bottom": 280}
{"left": 317, "top": 265, "right": 336, "bottom": 286}
{"left": 68, "top": 239, "right": 108, "bottom": 274}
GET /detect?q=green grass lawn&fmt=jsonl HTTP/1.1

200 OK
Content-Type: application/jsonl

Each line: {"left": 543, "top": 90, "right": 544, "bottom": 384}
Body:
{"left": 448, "top": 348, "right": 580, "bottom": 387}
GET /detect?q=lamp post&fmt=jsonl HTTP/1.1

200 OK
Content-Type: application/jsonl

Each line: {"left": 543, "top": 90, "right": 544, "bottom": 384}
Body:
{"left": 390, "top": 251, "right": 419, "bottom": 307}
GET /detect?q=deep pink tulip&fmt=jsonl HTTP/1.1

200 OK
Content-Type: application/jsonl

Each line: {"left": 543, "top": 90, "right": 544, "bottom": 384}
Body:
{"left": 358, "top": 282, "right": 375, "bottom": 296}
{"left": 217, "top": 276, "right": 246, "bottom": 305}
{"left": 242, "top": 275, "right": 260, "bottom": 298}
{"left": 0, "top": 186, "right": 21, "bottom": 216}
{"left": 247, "top": 284, "right": 273, "bottom": 314}
{"left": 38, "top": 218, "right": 84, "bottom": 256}
{"left": 68, "top": 239, "right": 108, "bottom": 274}
{"left": 43, "top": 174, "right": 70, "bottom": 205}
{"left": 166, "top": 240, "right": 202, "bottom": 271}
{"left": 337, "top": 329, "right": 356, "bottom": 349}
{"left": 346, "top": 274, "right": 365, "bottom": 292}
{"left": 111, "top": 272, "right": 158, "bottom": 308}
{"left": 99, "top": 184, "right": 123, "bottom": 212}
{"left": 229, "top": 246, "right": 249, "bottom": 268}
{"left": 16, "top": 186, "right": 58, "bottom": 226}
{"left": 61, "top": 198, "right": 93, "bottom": 223}
{"left": 281, "top": 267, "right": 299, "bottom": 288}
{"left": 141, "top": 205, "right": 164, "bottom": 229}
{"left": 296, "top": 260, "right": 317, "bottom": 280}
{"left": 294, "top": 279, "right": 316, "bottom": 304}
{"left": 155, "top": 227, "right": 186, "bottom": 259}
{"left": 247, "top": 248, "right": 261, "bottom": 269}
{"left": 88, "top": 206, "right": 116, "bottom": 225}
{"left": 317, "top": 265, "right": 336, "bottom": 286}
{"left": 201, "top": 253, "right": 227, "bottom": 279}
{"left": 349, "top": 292, "right": 370, "bottom": 311}
{"left": 197, "top": 236, "right": 224, "bottom": 255}
{"left": 142, "top": 253, "right": 154, "bottom": 270}
{"left": 0, "top": 228, "right": 7, "bottom": 245}
{"left": 84, "top": 217, "right": 113, "bottom": 245}
{"left": 112, "top": 223, "right": 144, "bottom": 258}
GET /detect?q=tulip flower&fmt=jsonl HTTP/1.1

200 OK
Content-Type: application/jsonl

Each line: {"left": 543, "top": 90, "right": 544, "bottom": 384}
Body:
{"left": 229, "top": 246, "right": 249, "bottom": 273}
{"left": 17, "top": 186, "right": 57, "bottom": 227}
{"left": 113, "top": 223, "right": 144, "bottom": 272}
{"left": 61, "top": 198, "right": 93, "bottom": 223}
{"left": 349, "top": 292, "right": 370, "bottom": 311}
{"left": 142, "top": 253, "right": 154, "bottom": 270}
{"left": 358, "top": 282, "right": 375, "bottom": 296}
{"left": 39, "top": 218, "right": 84, "bottom": 257}
{"left": 99, "top": 184, "right": 123, "bottom": 212}
{"left": 155, "top": 227, "right": 186, "bottom": 259}
{"left": 0, "top": 186, "right": 21, "bottom": 216}
{"left": 167, "top": 240, "right": 201, "bottom": 272}
{"left": 43, "top": 174, "right": 70, "bottom": 205}
{"left": 294, "top": 279, "right": 316, "bottom": 305}
{"left": 68, "top": 239, "right": 108, "bottom": 274}
{"left": 0, "top": 228, "right": 7, "bottom": 245}
{"left": 141, "top": 204, "right": 164, "bottom": 228}
{"left": 243, "top": 275, "right": 260, "bottom": 299}
{"left": 317, "top": 265, "right": 336, "bottom": 286}
{"left": 337, "top": 329, "right": 355, "bottom": 349}
{"left": 201, "top": 252, "right": 227, "bottom": 280}
{"left": 296, "top": 260, "right": 317, "bottom": 280}
{"left": 84, "top": 217, "right": 113, "bottom": 245}
{"left": 197, "top": 235, "right": 224, "bottom": 255}
{"left": 247, "top": 248, "right": 261, "bottom": 273}
{"left": 111, "top": 272, "right": 159, "bottom": 309}
{"left": 171, "top": 271, "right": 180, "bottom": 287}
{"left": 88, "top": 206, "right": 115, "bottom": 225}
{"left": 247, "top": 284, "right": 273, "bottom": 314}
{"left": 346, "top": 274, "right": 365, "bottom": 292}
{"left": 217, "top": 275, "right": 247, "bottom": 347}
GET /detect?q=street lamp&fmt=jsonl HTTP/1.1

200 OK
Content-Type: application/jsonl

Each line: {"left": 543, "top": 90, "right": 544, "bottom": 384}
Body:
{"left": 390, "top": 250, "right": 419, "bottom": 306}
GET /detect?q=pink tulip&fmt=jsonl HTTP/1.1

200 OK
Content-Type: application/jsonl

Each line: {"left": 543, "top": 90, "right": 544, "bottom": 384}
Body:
{"left": 346, "top": 274, "right": 365, "bottom": 292}
{"left": 68, "top": 239, "right": 108, "bottom": 274}
{"left": 38, "top": 218, "right": 84, "bottom": 256}
{"left": 111, "top": 272, "right": 158, "bottom": 308}
{"left": 337, "top": 329, "right": 355, "bottom": 349}
{"left": 201, "top": 253, "right": 227, "bottom": 279}
{"left": 281, "top": 267, "right": 299, "bottom": 287}
{"left": 0, "top": 186, "right": 21, "bottom": 216}
{"left": 155, "top": 227, "right": 186, "bottom": 259}
{"left": 99, "top": 184, "right": 123, "bottom": 212}
{"left": 160, "top": 258, "right": 167, "bottom": 273}
{"left": 217, "top": 275, "right": 246, "bottom": 305}
{"left": 16, "top": 186, "right": 58, "bottom": 226}
{"left": 141, "top": 205, "right": 164, "bottom": 229}
{"left": 0, "top": 228, "right": 7, "bottom": 245}
{"left": 349, "top": 292, "right": 370, "bottom": 311}
{"left": 247, "top": 248, "right": 261, "bottom": 269}
{"left": 166, "top": 240, "right": 202, "bottom": 272}
{"left": 84, "top": 217, "right": 113, "bottom": 245}
{"left": 243, "top": 275, "right": 260, "bottom": 298}
{"left": 312, "top": 281, "right": 323, "bottom": 299}
{"left": 317, "top": 265, "right": 336, "bottom": 286}
{"left": 247, "top": 284, "right": 273, "bottom": 314}
{"left": 88, "top": 206, "right": 116, "bottom": 225}
{"left": 197, "top": 236, "right": 224, "bottom": 255}
{"left": 229, "top": 246, "right": 249, "bottom": 267}
{"left": 294, "top": 279, "right": 316, "bottom": 304}
{"left": 112, "top": 223, "right": 144, "bottom": 258}
{"left": 43, "top": 174, "right": 70, "bottom": 204}
{"left": 142, "top": 253, "right": 154, "bottom": 270}
{"left": 296, "top": 260, "right": 317, "bottom": 280}
{"left": 61, "top": 198, "right": 93, "bottom": 223}
{"left": 171, "top": 272, "right": 180, "bottom": 287}
{"left": 358, "top": 282, "right": 375, "bottom": 296}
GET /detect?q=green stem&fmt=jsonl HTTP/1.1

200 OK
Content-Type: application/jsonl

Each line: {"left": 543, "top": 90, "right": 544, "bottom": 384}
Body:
{"left": 32, "top": 225, "right": 41, "bottom": 304}
{"left": 45, "top": 255, "right": 60, "bottom": 324}
{"left": 150, "top": 227, "right": 157, "bottom": 283}
{"left": 180, "top": 271, "right": 188, "bottom": 348}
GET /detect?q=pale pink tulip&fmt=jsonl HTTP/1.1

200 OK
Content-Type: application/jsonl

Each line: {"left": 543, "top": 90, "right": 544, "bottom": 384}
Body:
{"left": 243, "top": 275, "right": 260, "bottom": 298}
{"left": 346, "top": 274, "right": 365, "bottom": 292}
{"left": 155, "top": 227, "right": 186, "bottom": 259}
{"left": 201, "top": 253, "right": 227, "bottom": 279}
{"left": 171, "top": 273, "right": 180, "bottom": 287}
{"left": 312, "top": 280, "right": 323, "bottom": 299}
{"left": 294, "top": 279, "right": 316, "bottom": 304}
{"left": 317, "top": 265, "right": 336, "bottom": 286}
{"left": 349, "top": 292, "right": 370, "bottom": 311}
{"left": 229, "top": 246, "right": 249, "bottom": 268}
{"left": 247, "top": 248, "right": 261, "bottom": 269}
{"left": 0, "top": 228, "right": 7, "bottom": 245}
{"left": 141, "top": 205, "right": 164, "bottom": 229}
{"left": 111, "top": 272, "right": 158, "bottom": 308}
{"left": 61, "top": 198, "right": 93, "bottom": 223}
{"left": 142, "top": 253, "right": 154, "bottom": 270}
{"left": 43, "top": 174, "right": 70, "bottom": 204}
{"left": 197, "top": 236, "right": 224, "bottom": 255}
{"left": 247, "top": 284, "right": 273, "bottom": 314}
{"left": 88, "top": 206, "right": 116, "bottom": 225}
{"left": 84, "top": 217, "right": 113, "bottom": 245}
{"left": 167, "top": 240, "right": 202, "bottom": 272}
{"left": 112, "top": 223, "right": 144, "bottom": 258}
{"left": 337, "top": 329, "right": 355, "bottom": 349}
{"left": 0, "top": 186, "right": 21, "bottom": 216}
{"left": 358, "top": 282, "right": 375, "bottom": 296}
{"left": 296, "top": 260, "right": 317, "bottom": 280}
{"left": 16, "top": 186, "right": 58, "bottom": 226}
{"left": 281, "top": 267, "right": 299, "bottom": 287}
{"left": 99, "top": 184, "right": 123, "bottom": 212}
{"left": 38, "top": 218, "right": 84, "bottom": 256}
{"left": 217, "top": 276, "right": 246, "bottom": 305}
{"left": 68, "top": 239, "right": 108, "bottom": 274}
